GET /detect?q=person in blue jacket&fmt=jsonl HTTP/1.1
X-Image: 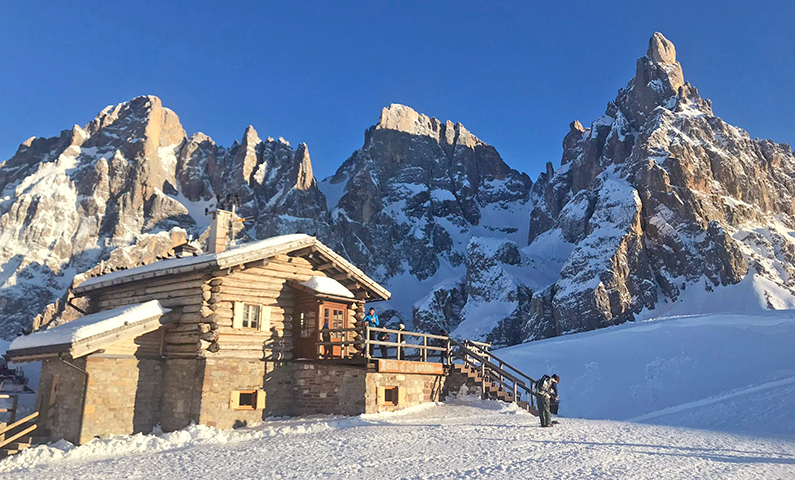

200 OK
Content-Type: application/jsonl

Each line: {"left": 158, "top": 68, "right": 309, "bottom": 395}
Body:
{"left": 362, "top": 307, "right": 380, "bottom": 357}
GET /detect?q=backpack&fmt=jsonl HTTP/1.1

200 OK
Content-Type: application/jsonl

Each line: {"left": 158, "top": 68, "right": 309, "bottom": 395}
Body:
{"left": 535, "top": 374, "right": 550, "bottom": 393}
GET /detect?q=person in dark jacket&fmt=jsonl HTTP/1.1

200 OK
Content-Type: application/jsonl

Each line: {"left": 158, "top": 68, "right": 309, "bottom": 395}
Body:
{"left": 362, "top": 307, "right": 380, "bottom": 357}
{"left": 535, "top": 374, "right": 560, "bottom": 427}
{"left": 550, "top": 379, "right": 560, "bottom": 415}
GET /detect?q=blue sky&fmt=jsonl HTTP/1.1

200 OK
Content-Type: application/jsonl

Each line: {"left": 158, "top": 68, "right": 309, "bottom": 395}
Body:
{"left": 1, "top": 1, "right": 793, "bottom": 180}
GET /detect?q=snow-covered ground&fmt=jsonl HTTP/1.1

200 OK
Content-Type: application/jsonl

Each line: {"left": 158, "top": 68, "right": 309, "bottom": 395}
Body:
{"left": 497, "top": 311, "right": 795, "bottom": 437}
{"left": 1, "top": 312, "right": 793, "bottom": 478}
{"left": 1, "top": 400, "right": 793, "bottom": 479}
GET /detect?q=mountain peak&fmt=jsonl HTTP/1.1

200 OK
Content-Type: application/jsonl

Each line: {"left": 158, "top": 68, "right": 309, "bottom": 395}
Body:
{"left": 376, "top": 103, "right": 426, "bottom": 134}
{"left": 647, "top": 32, "right": 677, "bottom": 64}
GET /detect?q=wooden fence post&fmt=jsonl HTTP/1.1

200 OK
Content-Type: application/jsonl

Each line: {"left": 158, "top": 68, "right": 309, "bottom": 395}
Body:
{"left": 364, "top": 325, "right": 371, "bottom": 360}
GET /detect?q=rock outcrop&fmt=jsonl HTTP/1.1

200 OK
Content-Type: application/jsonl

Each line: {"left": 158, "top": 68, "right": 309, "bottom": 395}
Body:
{"left": 0, "top": 96, "right": 327, "bottom": 338}
{"left": 321, "top": 104, "right": 533, "bottom": 280}
{"left": 517, "top": 32, "right": 795, "bottom": 341}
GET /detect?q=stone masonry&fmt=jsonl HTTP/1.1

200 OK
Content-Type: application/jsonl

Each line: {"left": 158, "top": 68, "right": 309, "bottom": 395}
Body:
{"left": 199, "top": 358, "right": 294, "bottom": 428}
{"left": 35, "top": 358, "right": 88, "bottom": 445}
{"left": 291, "top": 363, "right": 366, "bottom": 416}
{"left": 364, "top": 372, "right": 446, "bottom": 413}
{"left": 80, "top": 356, "right": 164, "bottom": 444}
{"left": 159, "top": 358, "right": 204, "bottom": 432}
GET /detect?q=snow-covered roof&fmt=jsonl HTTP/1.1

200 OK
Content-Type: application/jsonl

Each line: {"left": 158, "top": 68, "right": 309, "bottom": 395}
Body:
{"left": 6, "top": 300, "right": 171, "bottom": 361}
{"left": 300, "top": 276, "right": 355, "bottom": 299}
{"left": 73, "top": 234, "right": 391, "bottom": 301}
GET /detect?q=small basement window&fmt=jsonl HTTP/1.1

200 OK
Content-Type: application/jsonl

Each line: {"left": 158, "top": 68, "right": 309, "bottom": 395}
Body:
{"left": 382, "top": 386, "right": 398, "bottom": 406}
{"left": 242, "top": 304, "right": 260, "bottom": 330}
{"left": 230, "top": 389, "right": 266, "bottom": 410}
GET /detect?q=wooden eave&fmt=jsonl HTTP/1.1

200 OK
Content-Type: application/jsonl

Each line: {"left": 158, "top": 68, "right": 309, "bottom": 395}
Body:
{"left": 4, "top": 314, "right": 172, "bottom": 363}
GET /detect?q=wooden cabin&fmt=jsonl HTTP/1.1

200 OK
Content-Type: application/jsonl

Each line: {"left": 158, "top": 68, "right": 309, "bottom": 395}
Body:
{"left": 4, "top": 217, "right": 460, "bottom": 445}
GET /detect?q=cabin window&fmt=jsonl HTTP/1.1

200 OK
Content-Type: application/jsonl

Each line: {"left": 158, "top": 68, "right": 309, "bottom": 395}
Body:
{"left": 239, "top": 391, "right": 256, "bottom": 408}
{"left": 242, "top": 304, "right": 260, "bottom": 330}
{"left": 381, "top": 386, "right": 399, "bottom": 406}
{"left": 229, "top": 389, "right": 267, "bottom": 410}
{"left": 233, "top": 303, "right": 270, "bottom": 331}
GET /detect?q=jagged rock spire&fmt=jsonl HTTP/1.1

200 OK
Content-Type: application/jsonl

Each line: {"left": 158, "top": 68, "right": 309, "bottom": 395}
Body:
{"left": 648, "top": 31, "right": 678, "bottom": 64}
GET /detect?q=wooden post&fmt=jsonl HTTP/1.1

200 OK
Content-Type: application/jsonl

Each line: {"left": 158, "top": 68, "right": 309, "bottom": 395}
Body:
{"left": 396, "top": 331, "right": 401, "bottom": 360}
{"left": 422, "top": 336, "right": 428, "bottom": 362}
{"left": 513, "top": 383, "right": 518, "bottom": 404}
{"left": 480, "top": 363, "right": 486, "bottom": 398}
{"left": 9, "top": 395, "right": 18, "bottom": 424}
{"left": 364, "top": 325, "right": 371, "bottom": 360}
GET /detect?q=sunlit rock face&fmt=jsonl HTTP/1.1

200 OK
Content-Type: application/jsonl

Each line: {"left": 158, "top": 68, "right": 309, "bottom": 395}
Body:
{"left": 321, "top": 103, "right": 533, "bottom": 281}
{"left": 0, "top": 96, "right": 328, "bottom": 337}
{"left": 517, "top": 32, "right": 795, "bottom": 342}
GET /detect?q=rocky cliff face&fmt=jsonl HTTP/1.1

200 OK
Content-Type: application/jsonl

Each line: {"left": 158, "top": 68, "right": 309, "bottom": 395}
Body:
{"left": 0, "top": 96, "right": 327, "bottom": 338}
{"left": 515, "top": 32, "right": 795, "bottom": 341}
{"left": 321, "top": 104, "right": 532, "bottom": 281}
{"left": 1, "top": 33, "right": 794, "bottom": 343}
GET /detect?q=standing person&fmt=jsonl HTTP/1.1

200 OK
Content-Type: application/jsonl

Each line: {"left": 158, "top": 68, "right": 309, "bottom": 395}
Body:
{"left": 535, "top": 374, "right": 560, "bottom": 427}
{"left": 550, "top": 377, "right": 560, "bottom": 415}
{"left": 362, "top": 307, "right": 380, "bottom": 357}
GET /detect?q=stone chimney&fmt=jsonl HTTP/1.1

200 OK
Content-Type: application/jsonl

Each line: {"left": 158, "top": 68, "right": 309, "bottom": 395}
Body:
{"left": 208, "top": 209, "right": 232, "bottom": 254}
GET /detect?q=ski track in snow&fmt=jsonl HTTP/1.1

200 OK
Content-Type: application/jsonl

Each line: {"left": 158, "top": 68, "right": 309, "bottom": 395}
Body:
{"left": 629, "top": 375, "right": 795, "bottom": 423}
{"left": 1, "top": 400, "right": 793, "bottom": 479}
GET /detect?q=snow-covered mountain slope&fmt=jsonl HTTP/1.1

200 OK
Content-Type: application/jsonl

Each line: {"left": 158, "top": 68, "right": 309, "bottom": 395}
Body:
{"left": 511, "top": 32, "right": 795, "bottom": 342}
{"left": 0, "top": 96, "right": 328, "bottom": 338}
{"left": 1, "top": 312, "right": 793, "bottom": 478}
{"left": 319, "top": 104, "right": 533, "bottom": 325}
{"left": 2, "top": 32, "right": 795, "bottom": 344}
{"left": 497, "top": 311, "right": 795, "bottom": 439}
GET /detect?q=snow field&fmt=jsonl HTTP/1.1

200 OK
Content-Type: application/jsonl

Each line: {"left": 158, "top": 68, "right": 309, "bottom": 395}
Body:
{"left": 497, "top": 312, "right": 795, "bottom": 434}
{"left": 0, "top": 400, "right": 792, "bottom": 479}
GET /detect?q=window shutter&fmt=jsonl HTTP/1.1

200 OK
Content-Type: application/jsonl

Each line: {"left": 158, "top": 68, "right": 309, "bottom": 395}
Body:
{"left": 258, "top": 306, "right": 271, "bottom": 332}
{"left": 233, "top": 302, "right": 243, "bottom": 329}
{"left": 229, "top": 390, "right": 240, "bottom": 409}
{"left": 256, "top": 390, "right": 267, "bottom": 409}
{"left": 376, "top": 386, "right": 385, "bottom": 405}
{"left": 397, "top": 386, "right": 406, "bottom": 406}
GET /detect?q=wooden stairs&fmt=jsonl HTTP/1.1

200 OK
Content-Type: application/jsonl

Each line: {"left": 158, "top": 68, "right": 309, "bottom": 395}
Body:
{"left": 449, "top": 340, "right": 539, "bottom": 416}
{"left": 0, "top": 394, "right": 39, "bottom": 459}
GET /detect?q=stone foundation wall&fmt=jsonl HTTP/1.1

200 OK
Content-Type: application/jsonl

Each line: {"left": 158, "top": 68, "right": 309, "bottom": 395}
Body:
{"left": 36, "top": 355, "right": 452, "bottom": 443}
{"left": 198, "top": 358, "right": 295, "bottom": 428}
{"left": 80, "top": 356, "right": 164, "bottom": 443}
{"left": 35, "top": 358, "right": 88, "bottom": 445}
{"left": 133, "top": 358, "right": 166, "bottom": 433}
{"left": 291, "top": 363, "right": 366, "bottom": 416}
{"left": 365, "top": 372, "right": 446, "bottom": 413}
{"left": 160, "top": 358, "right": 204, "bottom": 432}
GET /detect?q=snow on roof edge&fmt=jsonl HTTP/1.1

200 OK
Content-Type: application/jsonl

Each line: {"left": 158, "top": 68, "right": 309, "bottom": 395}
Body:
{"left": 8, "top": 300, "right": 171, "bottom": 353}
{"left": 300, "top": 276, "right": 355, "bottom": 299}
{"left": 75, "top": 234, "right": 313, "bottom": 292}
{"left": 73, "top": 234, "right": 391, "bottom": 301}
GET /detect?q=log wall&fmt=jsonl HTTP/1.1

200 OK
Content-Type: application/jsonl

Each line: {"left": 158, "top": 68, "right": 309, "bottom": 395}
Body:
{"left": 91, "top": 253, "right": 368, "bottom": 361}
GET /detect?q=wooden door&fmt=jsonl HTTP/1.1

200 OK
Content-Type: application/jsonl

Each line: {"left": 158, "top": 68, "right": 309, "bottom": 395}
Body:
{"left": 319, "top": 303, "right": 348, "bottom": 358}
{"left": 296, "top": 307, "right": 318, "bottom": 359}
